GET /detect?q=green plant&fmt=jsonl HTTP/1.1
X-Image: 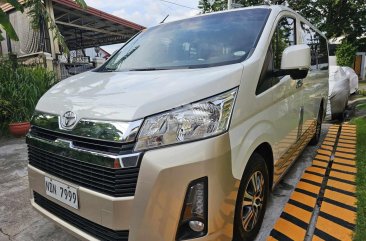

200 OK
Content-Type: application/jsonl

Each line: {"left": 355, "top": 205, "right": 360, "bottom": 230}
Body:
{"left": 0, "top": 58, "right": 57, "bottom": 135}
{"left": 350, "top": 117, "right": 366, "bottom": 241}
{"left": 336, "top": 42, "right": 357, "bottom": 67}
{"left": 358, "top": 89, "right": 366, "bottom": 96}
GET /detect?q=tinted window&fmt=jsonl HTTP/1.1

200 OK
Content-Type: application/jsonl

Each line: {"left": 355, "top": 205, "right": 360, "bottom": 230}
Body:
{"left": 300, "top": 22, "right": 328, "bottom": 70}
{"left": 318, "top": 37, "right": 329, "bottom": 69}
{"left": 272, "top": 17, "right": 296, "bottom": 70}
{"left": 102, "top": 9, "right": 270, "bottom": 72}
{"left": 256, "top": 17, "right": 296, "bottom": 95}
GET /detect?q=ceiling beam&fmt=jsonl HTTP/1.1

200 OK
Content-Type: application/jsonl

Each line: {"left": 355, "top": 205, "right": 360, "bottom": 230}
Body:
{"left": 55, "top": 12, "right": 69, "bottom": 20}
{"left": 69, "top": 17, "right": 82, "bottom": 24}
{"left": 55, "top": 20, "right": 131, "bottom": 37}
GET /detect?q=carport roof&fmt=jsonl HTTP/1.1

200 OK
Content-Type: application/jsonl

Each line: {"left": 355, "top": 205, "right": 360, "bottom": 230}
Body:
{"left": 52, "top": 0, "right": 145, "bottom": 50}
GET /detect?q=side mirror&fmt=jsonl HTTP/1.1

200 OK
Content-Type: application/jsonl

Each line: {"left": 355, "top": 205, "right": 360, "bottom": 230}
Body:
{"left": 278, "top": 44, "right": 311, "bottom": 79}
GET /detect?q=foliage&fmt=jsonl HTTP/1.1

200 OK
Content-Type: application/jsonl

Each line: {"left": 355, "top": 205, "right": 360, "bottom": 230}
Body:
{"left": 198, "top": 0, "right": 227, "bottom": 13}
{"left": 287, "top": 0, "right": 366, "bottom": 45}
{"left": 358, "top": 89, "right": 366, "bottom": 96}
{"left": 0, "top": 59, "right": 57, "bottom": 135}
{"left": 198, "top": 0, "right": 366, "bottom": 47}
{"left": 350, "top": 117, "right": 366, "bottom": 241}
{"left": 335, "top": 42, "right": 357, "bottom": 67}
{"left": 0, "top": 0, "right": 87, "bottom": 52}
{"left": 0, "top": 0, "right": 24, "bottom": 41}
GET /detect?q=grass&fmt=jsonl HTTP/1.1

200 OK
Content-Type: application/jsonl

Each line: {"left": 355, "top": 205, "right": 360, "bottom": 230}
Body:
{"left": 350, "top": 116, "right": 366, "bottom": 241}
{"left": 356, "top": 103, "right": 366, "bottom": 110}
{"left": 357, "top": 82, "right": 366, "bottom": 96}
{"left": 357, "top": 89, "right": 366, "bottom": 96}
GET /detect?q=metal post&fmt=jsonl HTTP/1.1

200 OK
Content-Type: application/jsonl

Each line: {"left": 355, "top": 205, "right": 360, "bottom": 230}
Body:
{"left": 228, "top": 0, "right": 232, "bottom": 9}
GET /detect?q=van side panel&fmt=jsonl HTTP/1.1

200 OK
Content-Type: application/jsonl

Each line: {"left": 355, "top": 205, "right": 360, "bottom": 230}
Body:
{"left": 229, "top": 10, "right": 329, "bottom": 183}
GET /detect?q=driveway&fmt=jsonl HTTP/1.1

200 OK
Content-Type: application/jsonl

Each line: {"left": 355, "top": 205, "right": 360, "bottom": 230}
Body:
{"left": 0, "top": 125, "right": 330, "bottom": 241}
{"left": 0, "top": 138, "right": 77, "bottom": 241}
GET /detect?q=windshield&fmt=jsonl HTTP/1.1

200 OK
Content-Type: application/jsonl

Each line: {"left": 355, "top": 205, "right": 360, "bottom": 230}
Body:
{"left": 102, "top": 8, "right": 270, "bottom": 72}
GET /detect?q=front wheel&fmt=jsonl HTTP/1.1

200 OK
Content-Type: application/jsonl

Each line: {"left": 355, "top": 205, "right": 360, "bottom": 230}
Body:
{"left": 233, "top": 153, "right": 269, "bottom": 241}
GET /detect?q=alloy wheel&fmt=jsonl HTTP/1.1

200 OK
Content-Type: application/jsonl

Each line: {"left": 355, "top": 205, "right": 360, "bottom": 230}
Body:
{"left": 241, "top": 171, "right": 265, "bottom": 232}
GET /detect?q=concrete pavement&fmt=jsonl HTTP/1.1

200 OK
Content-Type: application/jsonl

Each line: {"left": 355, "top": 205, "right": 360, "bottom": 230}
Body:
{"left": 0, "top": 138, "right": 77, "bottom": 241}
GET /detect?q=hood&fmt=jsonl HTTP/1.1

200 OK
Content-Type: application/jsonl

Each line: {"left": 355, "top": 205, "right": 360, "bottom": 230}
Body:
{"left": 36, "top": 64, "right": 243, "bottom": 121}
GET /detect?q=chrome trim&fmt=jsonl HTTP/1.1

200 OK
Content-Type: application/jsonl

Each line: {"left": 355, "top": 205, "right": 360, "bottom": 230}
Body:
{"left": 27, "top": 134, "right": 141, "bottom": 169}
{"left": 31, "top": 111, "right": 143, "bottom": 143}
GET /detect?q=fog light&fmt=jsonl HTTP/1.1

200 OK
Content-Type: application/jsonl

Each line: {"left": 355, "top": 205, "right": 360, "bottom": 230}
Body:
{"left": 189, "top": 220, "right": 205, "bottom": 232}
{"left": 176, "top": 177, "right": 208, "bottom": 240}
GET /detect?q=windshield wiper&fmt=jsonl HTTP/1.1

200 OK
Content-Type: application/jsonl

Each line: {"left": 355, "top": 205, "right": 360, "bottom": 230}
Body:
{"left": 128, "top": 67, "right": 170, "bottom": 71}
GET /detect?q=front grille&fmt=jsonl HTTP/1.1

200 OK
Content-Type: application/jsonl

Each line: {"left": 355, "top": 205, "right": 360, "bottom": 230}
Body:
{"left": 30, "top": 126, "right": 135, "bottom": 154}
{"left": 28, "top": 145, "right": 140, "bottom": 197}
{"left": 34, "top": 192, "right": 129, "bottom": 241}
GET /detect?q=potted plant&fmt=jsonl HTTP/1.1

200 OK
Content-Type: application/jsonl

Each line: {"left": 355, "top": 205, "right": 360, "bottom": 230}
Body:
{"left": 5, "top": 102, "right": 31, "bottom": 138}
{"left": 8, "top": 122, "right": 31, "bottom": 137}
{"left": 0, "top": 60, "right": 57, "bottom": 138}
{"left": 0, "top": 100, "right": 30, "bottom": 138}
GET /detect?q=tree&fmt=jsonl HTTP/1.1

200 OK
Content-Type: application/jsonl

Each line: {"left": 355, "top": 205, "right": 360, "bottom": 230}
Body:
{"left": 198, "top": 0, "right": 227, "bottom": 13}
{"left": 285, "top": 0, "right": 366, "bottom": 45}
{"left": 0, "top": 0, "right": 87, "bottom": 52}
{"left": 198, "top": 0, "right": 366, "bottom": 47}
{"left": 336, "top": 42, "right": 357, "bottom": 67}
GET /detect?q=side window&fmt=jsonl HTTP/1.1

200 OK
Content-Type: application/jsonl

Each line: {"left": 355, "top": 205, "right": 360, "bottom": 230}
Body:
{"left": 256, "top": 17, "right": 296, "bottom": 95}
{"left": 272, "top": 17, "right": 296, "bottom": 70}
{"left": 300, "top": 22, "right": 328, "bottom": 70}
{"left": 318, "top": 36, "right": 329, "bottom": 70}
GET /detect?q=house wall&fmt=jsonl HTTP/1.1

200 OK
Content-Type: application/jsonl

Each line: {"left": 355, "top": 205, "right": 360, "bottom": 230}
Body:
{"left": 1, "top": 9, "right": 45, "bottom": 56}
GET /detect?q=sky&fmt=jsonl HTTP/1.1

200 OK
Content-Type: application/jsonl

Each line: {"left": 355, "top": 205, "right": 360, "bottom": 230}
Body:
{"left": 84, "top": 0, "right": 201, "bottom": 53}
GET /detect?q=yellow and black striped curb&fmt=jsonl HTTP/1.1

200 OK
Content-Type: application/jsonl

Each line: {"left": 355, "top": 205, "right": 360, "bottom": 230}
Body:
{"left": 268, "top": 124, "right": 357, "bottom": 241}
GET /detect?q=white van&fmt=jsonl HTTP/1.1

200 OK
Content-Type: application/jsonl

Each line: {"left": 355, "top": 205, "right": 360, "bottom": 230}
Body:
{"left": 27, "top": 5, "right": 328, "bottom": 241}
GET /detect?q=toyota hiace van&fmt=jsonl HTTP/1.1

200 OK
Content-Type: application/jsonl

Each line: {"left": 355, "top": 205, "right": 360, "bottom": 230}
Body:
{"left": 27, "top": 5, "right": 329, "bottom": 241}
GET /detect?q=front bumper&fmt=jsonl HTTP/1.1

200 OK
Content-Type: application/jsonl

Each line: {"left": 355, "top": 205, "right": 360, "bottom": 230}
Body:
{"left": 28, "top": 132, "right": 238, "bottom": 241}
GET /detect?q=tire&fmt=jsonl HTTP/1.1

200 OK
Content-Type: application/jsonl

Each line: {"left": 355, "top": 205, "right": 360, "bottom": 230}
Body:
{"left": 331, "top": 113, "right": 344, "bottom": 122}
{"left": 233, "top": 153, "right": 269, "bottom": 241}
{"left": 309, "top": 106, "right": 323, "bottom": 145}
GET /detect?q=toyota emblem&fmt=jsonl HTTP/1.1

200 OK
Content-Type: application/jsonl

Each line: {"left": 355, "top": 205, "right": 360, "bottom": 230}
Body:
{"left": 61, "top": 111, "right": 77, "bottom": 129}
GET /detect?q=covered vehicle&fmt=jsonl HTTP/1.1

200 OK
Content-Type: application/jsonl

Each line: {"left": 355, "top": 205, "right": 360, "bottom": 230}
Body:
{"left": 328, "top": 66, "right": 350, "bottom": 120}
{"left": 342, "top": 66, "right": 359, "bottom": 94}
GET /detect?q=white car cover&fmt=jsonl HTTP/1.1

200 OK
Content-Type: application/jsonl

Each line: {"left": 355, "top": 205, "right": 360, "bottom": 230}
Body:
{"left": 341, "top": 66, "right": 359, "bottom": 94}
{"left": 328, "top": 66, "right": 350, "bottom": 119}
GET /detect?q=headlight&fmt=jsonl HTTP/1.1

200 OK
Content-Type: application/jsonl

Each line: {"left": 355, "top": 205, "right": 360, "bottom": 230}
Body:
{"left": 134, "top": 88, "right": 237, "bottom": 151}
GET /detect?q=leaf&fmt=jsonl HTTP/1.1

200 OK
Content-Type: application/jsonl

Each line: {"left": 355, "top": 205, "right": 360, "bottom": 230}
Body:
{"left": 5, "top": 0, "right": 24, "bottom": 12}
{"left": 74, "top": 0, "right": 87, "bottom": 9}
{"left": 0, "top": 9, "right": 19, "bottom": 41}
